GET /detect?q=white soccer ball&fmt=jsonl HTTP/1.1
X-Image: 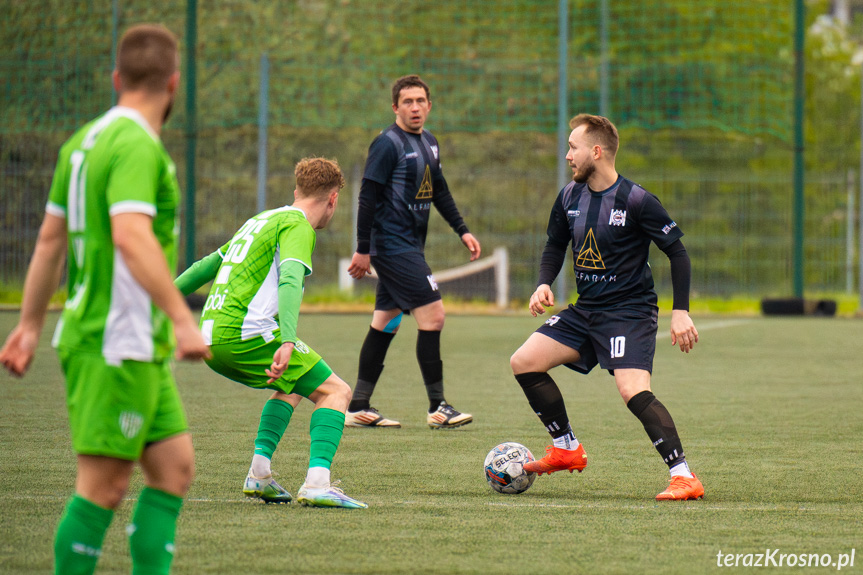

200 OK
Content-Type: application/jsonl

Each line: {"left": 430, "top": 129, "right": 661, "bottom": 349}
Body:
{"left": 484, "top": 442, "right": 537, "bottom": 494}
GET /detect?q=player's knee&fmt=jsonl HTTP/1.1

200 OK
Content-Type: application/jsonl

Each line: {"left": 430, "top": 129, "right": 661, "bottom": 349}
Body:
{"left": 100, "top": 478, "right": 131, "bottom": 509}
{"left": 319, "top": 376, "right": 352, "bottom": 401}
{"left": 336, "top": 379, "right": 352, "bottom": 402}
{"left": 510, "top": 348, "right": 530, "bottom": 374}
{"left": 175, "top": 457, "right": 195, "bottom": 495}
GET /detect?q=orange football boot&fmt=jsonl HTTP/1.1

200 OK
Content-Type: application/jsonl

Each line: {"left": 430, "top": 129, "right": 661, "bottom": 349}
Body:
{"left": 656, "top": 473, "right": 704, "bottom": 501}
{"left": 523, "top": 444, "right": 588, "bottom": 476}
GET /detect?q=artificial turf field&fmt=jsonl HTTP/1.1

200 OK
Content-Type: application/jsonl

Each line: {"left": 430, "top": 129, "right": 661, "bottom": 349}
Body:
{"left": 1, "top": 311, "right": 861, "bottom": 574}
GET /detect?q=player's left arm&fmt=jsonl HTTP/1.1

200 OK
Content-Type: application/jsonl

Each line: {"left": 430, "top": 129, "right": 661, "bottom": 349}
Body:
{"left": 659, "top": 239, "right": 699, "bottom": 353}
{"left": 268, "top": 260, "right": 307, "bottom": 383}
{"left": 432, "top": 172, "right": 481, "bottom": 261}
{"left": 636, "top": 190, "right": 698, "bottom": 353}
{"left": 0, "top": 213, "right": 67, "bottom": 376}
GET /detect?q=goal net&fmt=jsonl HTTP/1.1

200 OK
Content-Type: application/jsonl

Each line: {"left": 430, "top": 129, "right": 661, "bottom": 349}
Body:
{"left": 339, "top": 247, "right": 509, "bottom": 309}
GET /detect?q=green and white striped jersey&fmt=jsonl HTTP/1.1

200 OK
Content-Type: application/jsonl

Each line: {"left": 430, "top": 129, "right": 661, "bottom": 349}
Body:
{"left": 47, "top": 106, "right": 181, "bottom": 363}
{"left": 200, "top": 207, "right": 316, "bottom": 345}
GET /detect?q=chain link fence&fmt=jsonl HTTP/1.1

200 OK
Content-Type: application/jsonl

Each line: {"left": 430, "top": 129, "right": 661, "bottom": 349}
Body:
{"left": 2, "top": 1, "right": 859, "bottom": 303}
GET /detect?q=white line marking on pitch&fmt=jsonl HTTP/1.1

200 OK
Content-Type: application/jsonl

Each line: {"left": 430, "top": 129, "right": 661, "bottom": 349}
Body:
{"left": 656, "top": 318, "right": 753, "bottom": 340}
{"left": 2, "top": 493, "right": 834, "bottom": 513}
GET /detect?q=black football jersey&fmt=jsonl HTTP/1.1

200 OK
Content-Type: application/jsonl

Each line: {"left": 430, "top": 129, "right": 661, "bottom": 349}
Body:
{"left": 363, "top": 123, "right": 442, "bottom": 255}
{"left": 546, "top": 176, "right": 684, "bottom": 309}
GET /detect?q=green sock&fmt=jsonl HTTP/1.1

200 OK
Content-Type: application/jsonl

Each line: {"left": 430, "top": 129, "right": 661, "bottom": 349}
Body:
{"left": 254, "top": 399, "right": 294, "bottom": 459}
{"left": 308, "top": 408, "right": 345, "bottom": 469}
{"left": 54, "top": 494, "right": 113, "bottom": 575}
{"left": 128, "top": 487, "right": 184, "bottom": 575}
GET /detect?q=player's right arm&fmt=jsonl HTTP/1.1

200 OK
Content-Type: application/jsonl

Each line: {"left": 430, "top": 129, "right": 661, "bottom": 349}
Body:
{"left": 528, "top": 193, "right": 570, "bottom": 317}
{"left": 528, "top": 284, "right": 555, "bottom": 317}
{"left": 0, "top": 213, "right": 67, "bottom": 376}
{"left": 112, "top": 212, "right": 210, "bottom": 361}
{"left": 348, "top": 178, "right": 384, "bottom": 279}
{"left": 175, "top": 249, "right": 225, "bottom": 296}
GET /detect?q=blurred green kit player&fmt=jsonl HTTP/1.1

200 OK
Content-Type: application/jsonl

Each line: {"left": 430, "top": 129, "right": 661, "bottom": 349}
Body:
{"left": 176, "top": 157, "right": 367, "bottom": 509}
{"left": 0, "top": 24, "right": 211, "bottom": 575}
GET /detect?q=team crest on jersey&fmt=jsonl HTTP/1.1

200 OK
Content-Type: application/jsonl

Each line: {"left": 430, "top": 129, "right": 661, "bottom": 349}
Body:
{"left": 609, "top": 209, "right": 627, "bottom": 227}
{"left": 576, "top": 228, "right": 605, "bottom": 270}
{"left": 431, "top": 145, "right": 439, "bottom": 159}
{"left": 416, "top": 165, "right": 433, "bottom": 199}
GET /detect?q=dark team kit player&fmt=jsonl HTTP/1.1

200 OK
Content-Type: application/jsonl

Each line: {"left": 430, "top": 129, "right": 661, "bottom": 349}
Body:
{"left": 347, "top": 74, "right": 481, "bottom": 429}
{"left": 510, "top": 113, "right": 704, "bottom": 500}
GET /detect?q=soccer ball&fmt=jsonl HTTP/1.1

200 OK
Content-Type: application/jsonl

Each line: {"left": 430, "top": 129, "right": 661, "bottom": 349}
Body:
{"left": 484, "top": 442, "right": 537, "bottom": 494}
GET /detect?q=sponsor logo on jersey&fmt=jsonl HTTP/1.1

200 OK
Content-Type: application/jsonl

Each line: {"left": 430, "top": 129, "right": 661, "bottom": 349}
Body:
{"left": 609, "top": 209, "right": 627, "bottom": 227}
{"left": 405, "top": 152, "right": 419, "bottom": 159}
{"left": 662, "top": 221, "right": 678, "bottom": 234}
{"left": 408, "top": 202, "right": 431, "bottom": 211}
{"left": 204, "top": 287, "right": 228, "bottom": 312}
{"left": 575, "top": 228, "right": 605, "bottom": 270}
{"left": 574, "top": 271, "right": 617, "bottom": 283}
{"left": 119, "top": 411, "right": 144, "bottom": 439}
{"left": 567, "top": 209, "right": 581, "bottom": 219}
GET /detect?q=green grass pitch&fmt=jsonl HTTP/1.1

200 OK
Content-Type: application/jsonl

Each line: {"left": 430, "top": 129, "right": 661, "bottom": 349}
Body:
{"left": 1, "top": 311, "right": 861, "bottom": 574}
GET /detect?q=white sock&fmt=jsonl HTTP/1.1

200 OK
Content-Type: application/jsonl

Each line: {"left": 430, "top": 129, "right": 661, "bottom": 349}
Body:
{"left": 250, "top": 454, "right": 271, "bottom": 478}
{"left": 669, "top": 460, "right": 693, "bottom": 478}
{"left": 552, "top": 431, "right": 579, "bottom": 451}
{"left": 304, "top": 466, "right": 331, "bottom": 488}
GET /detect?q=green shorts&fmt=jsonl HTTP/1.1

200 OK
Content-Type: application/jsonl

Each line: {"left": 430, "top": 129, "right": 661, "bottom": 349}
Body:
{"left": 206, "top": 336, "right": 333, "bottom": 397}
{"left": 58, "top": 349, "right": 188, "bottom": 461}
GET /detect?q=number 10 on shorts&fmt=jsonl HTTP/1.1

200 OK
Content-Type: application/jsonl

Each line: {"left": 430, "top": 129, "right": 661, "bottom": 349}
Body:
{"left": 610, "top": 336, "right": 626, "bottom": 358}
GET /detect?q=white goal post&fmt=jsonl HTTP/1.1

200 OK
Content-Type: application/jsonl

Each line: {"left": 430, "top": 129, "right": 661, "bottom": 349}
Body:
{"left": 339, "top": 247, "right": 509, "bottom": 308}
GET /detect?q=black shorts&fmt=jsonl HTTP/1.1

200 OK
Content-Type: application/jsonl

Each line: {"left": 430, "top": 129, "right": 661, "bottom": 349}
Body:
{"left": 535, "top": 304, "right": 658, "bottom": 374}
{"left": 371, "top": 252, "right": 442, "bottom": 311}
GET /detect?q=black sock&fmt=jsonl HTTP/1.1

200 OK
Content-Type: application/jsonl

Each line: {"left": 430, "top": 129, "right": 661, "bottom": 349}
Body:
{"left": 417, "top": 330, "right": 445, "bottom": 411}
{"left": 349, "top": 327, "right": 395, "bottom": 412}
{"left": 627, "top": 390, "right": 686, "bottom": 468}
{"left": 515, "top": 372, "right": 572, "bottom": 439}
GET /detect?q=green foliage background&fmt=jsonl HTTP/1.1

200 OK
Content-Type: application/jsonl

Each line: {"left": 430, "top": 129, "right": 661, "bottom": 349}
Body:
{"left": 2, "top": 0, "right": 861, "bottom": 302}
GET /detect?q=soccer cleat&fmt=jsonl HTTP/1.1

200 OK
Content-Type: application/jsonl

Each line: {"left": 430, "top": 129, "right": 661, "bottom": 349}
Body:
{"left": 427, "top": 402, "right": 473, "bottom": 429}
{"left": 297, "top": 481, "right": 368, "bottom": 509}
{"left": 243, "top": 473, "right": 293, "bottom": 504}
{"left": 524, "top": 444, "right": 588, "bottom": 476}
{"left": 656, "top": 473, "right": 704, "bottom": 501}
{"left": 345, "top": 407, "right": 401, "bottom": 428}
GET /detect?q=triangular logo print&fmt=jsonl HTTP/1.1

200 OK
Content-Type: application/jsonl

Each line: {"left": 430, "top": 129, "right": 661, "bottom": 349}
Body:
{"left": 415, "top": 164, "right": 433, "bottom": 199}
{"left": 575, "top": 228, "right": 605, "bottom": 270}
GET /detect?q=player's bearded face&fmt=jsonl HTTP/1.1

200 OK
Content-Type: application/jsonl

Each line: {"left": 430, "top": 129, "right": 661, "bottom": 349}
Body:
{"left": 572, "top": 156, "right": 595, "bottom": 183}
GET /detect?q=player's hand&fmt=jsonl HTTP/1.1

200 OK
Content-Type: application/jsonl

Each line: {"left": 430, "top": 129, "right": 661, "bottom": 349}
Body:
{"left": 461, "top": 233, "right": 481, "bottom": 261}
{"left": 0, "top": 324, "right": 40, "bottom": 377}
{"left": 266, "top": 341, "right": 295, "bottom": 383}
{"left": 670, "top": 309, "right": 699, "bottom": 353}
{"left": 173, "top": 320, "right": 212, "bottom": 361}
{"left": 347, "top": 252, "right": 371, "bottom": 279}
{"left": 528, "top": 284, "right": 555, "bottom": 317}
